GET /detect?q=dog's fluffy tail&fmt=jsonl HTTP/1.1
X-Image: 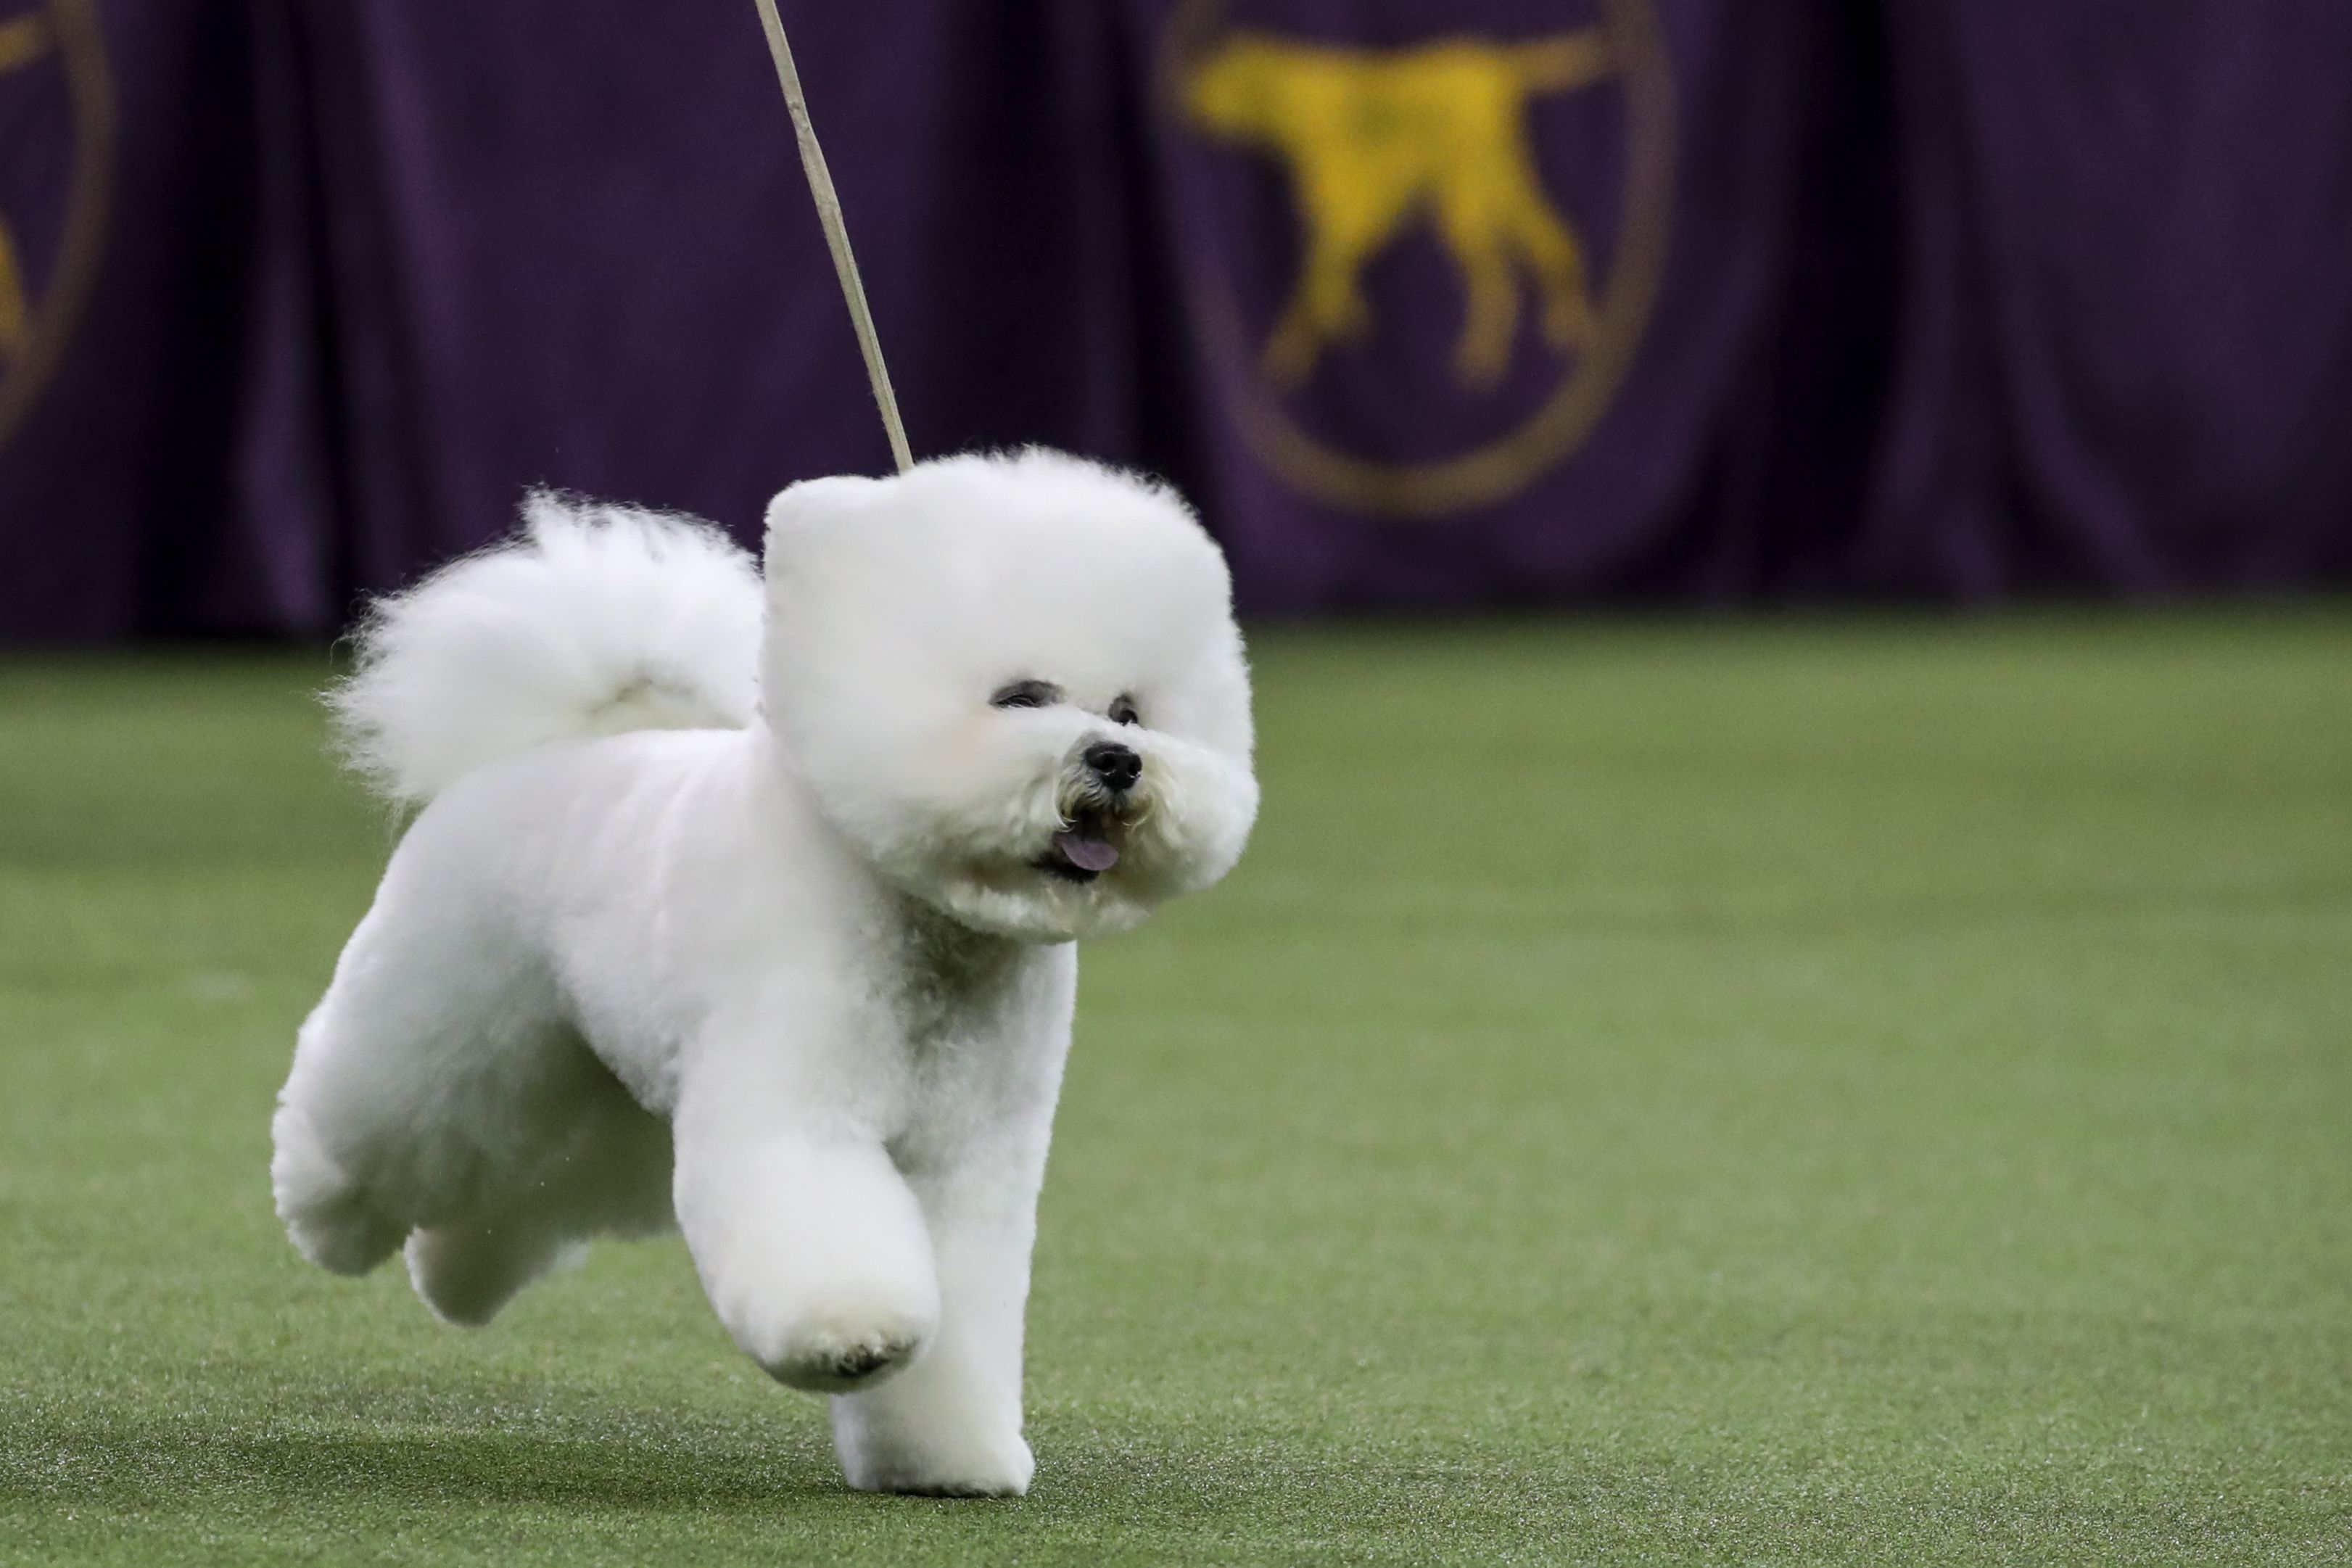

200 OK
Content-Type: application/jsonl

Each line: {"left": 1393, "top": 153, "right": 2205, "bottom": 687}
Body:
{"left": 331, "top": 492, "right": 764, "bottom": 804}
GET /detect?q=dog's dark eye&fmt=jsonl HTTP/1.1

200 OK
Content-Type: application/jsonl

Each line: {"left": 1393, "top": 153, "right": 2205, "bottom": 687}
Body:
{"left": 991, "top": 680, "right": 1060, "bottom": 710}
{"left": 1108, "top": 695, "right": 1141, "bottom": 727}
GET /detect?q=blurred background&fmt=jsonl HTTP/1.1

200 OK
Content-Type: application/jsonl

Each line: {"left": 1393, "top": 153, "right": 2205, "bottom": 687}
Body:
{"left": 3, "top": 0, "right": 2349, "bottom": 635}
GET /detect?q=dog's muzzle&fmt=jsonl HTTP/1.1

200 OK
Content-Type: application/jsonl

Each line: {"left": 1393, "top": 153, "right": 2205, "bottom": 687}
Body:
{"left": 1036, "top": 743, "right": 1147, "bottom": 884}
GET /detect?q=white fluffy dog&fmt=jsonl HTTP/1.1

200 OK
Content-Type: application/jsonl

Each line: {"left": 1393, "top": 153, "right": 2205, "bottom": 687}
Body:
{"left": 270, "top": 450, "right": 1258, "bottom": 1496}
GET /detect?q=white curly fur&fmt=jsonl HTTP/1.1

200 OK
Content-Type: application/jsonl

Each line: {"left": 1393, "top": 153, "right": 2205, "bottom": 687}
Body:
{"left": 330, "top": 493, "right": 766, "bottom": 804}
{"left": 272, "top": 450, "right": 1258, "bottom": 1497}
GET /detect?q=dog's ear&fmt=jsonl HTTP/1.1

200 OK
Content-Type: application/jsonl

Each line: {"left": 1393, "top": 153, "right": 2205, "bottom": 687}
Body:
{"left": 762, "top": 474, "right": 886, "bottom": 578}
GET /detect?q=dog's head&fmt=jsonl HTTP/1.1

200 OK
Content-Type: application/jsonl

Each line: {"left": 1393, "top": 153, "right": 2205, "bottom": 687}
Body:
{"left": 760, "top": 450, "right": 1258, "bottom": 942}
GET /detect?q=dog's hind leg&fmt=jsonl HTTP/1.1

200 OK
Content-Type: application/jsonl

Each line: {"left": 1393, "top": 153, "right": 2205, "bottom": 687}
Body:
{"left": 405, "top": 1075, "right": 674, "bottom": 1326}
{"left": 405, "top": 1201, "right": 581, "bottom": 1326}
{"left": 272, "top": 884, "right": 605, "bottom": 1281}
{"left": 271, "top": 1061, "right": 408, "bottom": 1277}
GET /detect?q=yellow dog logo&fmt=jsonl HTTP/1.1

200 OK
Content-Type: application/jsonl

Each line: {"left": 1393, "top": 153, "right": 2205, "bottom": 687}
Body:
{"left": 1184, "top": 29, "right": 1614, "bottom": 389}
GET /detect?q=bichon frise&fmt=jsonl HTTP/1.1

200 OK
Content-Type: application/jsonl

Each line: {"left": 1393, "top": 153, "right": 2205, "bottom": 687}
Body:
{"left": 270, "top": 450, "right": 1258, "bottom": 1496}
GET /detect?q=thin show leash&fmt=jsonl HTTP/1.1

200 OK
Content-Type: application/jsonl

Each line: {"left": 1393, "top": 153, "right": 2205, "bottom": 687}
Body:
{"left": 749, "top": 0, "right": 915, "bottom": 474}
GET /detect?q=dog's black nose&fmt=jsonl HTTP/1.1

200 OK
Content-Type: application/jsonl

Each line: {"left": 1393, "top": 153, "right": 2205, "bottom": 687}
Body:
{"left": 1084, "top": 741, "right": 1142, "bottom": 793}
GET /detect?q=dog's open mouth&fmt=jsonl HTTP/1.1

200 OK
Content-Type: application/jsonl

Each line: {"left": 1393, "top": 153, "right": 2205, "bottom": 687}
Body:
{"left": 1035, "top": 812, "right": 1121, "bottom": 885}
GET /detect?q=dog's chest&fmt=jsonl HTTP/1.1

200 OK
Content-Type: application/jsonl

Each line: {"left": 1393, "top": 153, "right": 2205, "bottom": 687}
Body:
{"left": 887, "top": 914, "right": 1026, "bottom": 1055}
{"left": 879, "top": 915, "right": 1067, "bottom": 1150}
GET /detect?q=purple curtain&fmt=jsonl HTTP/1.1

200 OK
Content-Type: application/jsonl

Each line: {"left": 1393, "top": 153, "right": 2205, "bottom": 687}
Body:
{"left": 1863, "top": 0, "right": 2352, "bottom": 594}
{"left": 0, "top": 0, "right": 2345, "bottom": 638}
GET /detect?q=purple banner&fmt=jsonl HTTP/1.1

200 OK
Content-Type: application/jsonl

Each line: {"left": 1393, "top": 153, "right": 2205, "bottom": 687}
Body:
{"left": 1149, "top": 0, "right": 1812, "bottom": 607}
{"left": 0, "top": 1, "right": 2345, "bottom": 638}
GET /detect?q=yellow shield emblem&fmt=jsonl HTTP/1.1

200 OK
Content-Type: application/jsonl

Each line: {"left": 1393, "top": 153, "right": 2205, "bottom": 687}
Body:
{"left": 1164, "top": 0, "right": 1675, "bottom": 516}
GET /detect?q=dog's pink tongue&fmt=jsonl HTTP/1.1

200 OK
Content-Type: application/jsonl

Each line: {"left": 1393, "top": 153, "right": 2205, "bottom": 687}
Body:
{"left": 1053, "top": 830, "right": 1120, "bottom": 872}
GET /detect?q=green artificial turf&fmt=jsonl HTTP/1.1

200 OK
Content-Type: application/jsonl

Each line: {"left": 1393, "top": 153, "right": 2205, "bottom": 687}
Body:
{"left": 2, "top": 612, "right": 2349, "bottom": 1565}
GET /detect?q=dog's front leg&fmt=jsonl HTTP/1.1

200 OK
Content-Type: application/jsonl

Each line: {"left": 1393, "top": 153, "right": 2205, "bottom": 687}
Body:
{"left": 672, "top": 1047, "right": 940, "bottom": 1393}
{"left": 828, "top": 1135, "right": 1049, "bottom": 1498}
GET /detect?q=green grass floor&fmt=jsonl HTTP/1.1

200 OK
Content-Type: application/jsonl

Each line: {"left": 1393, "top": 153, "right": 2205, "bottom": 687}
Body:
{"left": 3, "top": 613, "right": 2349, "bottom": 1565}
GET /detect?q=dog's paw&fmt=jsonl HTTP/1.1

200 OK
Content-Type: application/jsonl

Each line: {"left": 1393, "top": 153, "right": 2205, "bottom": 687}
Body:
{"left": 842, "top": 1433, "right": 1034, "bottom": 1498}
{"left": 748, "top": 1306, "right": 932, "bottom": 1393}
